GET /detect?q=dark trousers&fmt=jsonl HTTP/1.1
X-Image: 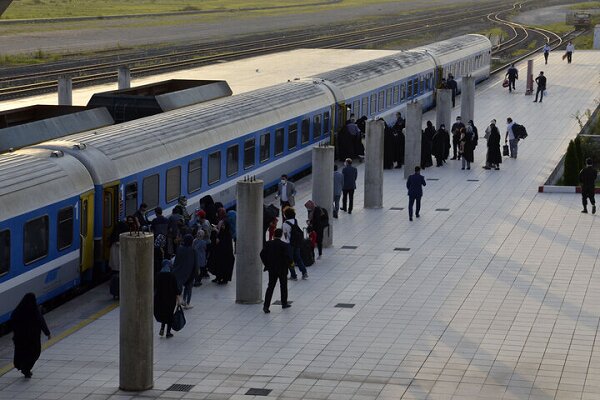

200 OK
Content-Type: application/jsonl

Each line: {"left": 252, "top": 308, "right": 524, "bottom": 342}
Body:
{"left": 452, "top": 139, "right": 460, "bottom": 159}
{"left": 408, "top": 195, "right": 422, "bottom": 218}
{"left": 508, "top": 78, "right": 516, "bottom": 91}
{"left": 582, "top": 189, "right": 596, "bottom": 208}
{"left": 435, "top": 156, "right": 443, "bottom": 167}
{"left": 451, "top": 94, "right": 456, "bottom": 107}
{"left": 264, "top": 268, "right": 288, "bottom": 309}
{"left": 534, "top": 87, "right": 544, "bottom": 102}
{"left": 544, "top": 52, "right": 549, "bottom": 64}
{"left": 315, "top": 227, "right": 324, "bottom": 256}
{"left": 342, "top": 189, "right": 354, "bottom": 212}
{"left": 567, "top": 51, "right": 572, "bottom": 63}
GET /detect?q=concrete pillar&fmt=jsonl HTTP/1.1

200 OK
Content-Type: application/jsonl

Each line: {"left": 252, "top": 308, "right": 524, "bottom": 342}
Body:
{"left": 118, "top": 66, "right": 131, "bottom": 90}
{"left": 526, "top": 60, "right": 534, "bottom": 95}
{"left": 57, "top": 76, "right": 72, "bottom": 106}
{"left": 436, "top": 88, "right": 452, "bottom": 130}
{"left": 312, "top": 145, "right": 335, "bottom": 247}
{"left": 594, "top": 25, "right": 600, "bottom": 50}
{"left": 404, "top": 102, "right": 422, "bottom": 179}
{"left": 119, "top": 232, "right": 153, "bottom": 391}
{"left": 460, "top": 75, "right": 475, "bottom": 123}
{"left": 235, "top": 178, "right": 264, "bottom": 304}
{"left": 364, "top": 120, "right": 384, "bottom": 209}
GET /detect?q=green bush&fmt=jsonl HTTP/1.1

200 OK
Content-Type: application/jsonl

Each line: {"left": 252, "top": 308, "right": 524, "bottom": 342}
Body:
{"left": 563, "top": 140, "right": 579, "bottom": 186}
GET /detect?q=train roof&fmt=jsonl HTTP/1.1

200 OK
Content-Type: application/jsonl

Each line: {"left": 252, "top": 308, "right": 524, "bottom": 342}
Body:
{"left": 0, "top": 148, "right": 94, "bottom": 220}
{"left": 37, "top": 80, "right": 334, "bottom": 184}
{"left": 312, "top": 34, "right": 491, "bottom": 99}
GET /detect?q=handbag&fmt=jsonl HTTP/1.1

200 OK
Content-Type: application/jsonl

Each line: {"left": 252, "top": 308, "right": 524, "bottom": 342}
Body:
{"left": 502, "top": 78, "right": 509, "bottom": 88}
{"left": 503, "top": 144, "right": 510, "bottom": 157}
{"left": 171, "top": 305, "right": 186, "bottom": 331}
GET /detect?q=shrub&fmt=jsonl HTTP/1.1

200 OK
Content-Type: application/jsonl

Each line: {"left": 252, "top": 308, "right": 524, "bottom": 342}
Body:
{"left": 563, "top": 140, "right": 579, "bottom": 185}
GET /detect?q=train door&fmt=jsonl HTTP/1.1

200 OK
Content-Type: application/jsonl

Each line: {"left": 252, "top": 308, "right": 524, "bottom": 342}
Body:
{"left": 102, "top": 183, "right": 119, "bottom": 261}
{"left": 79, "top": 191, "right": 95, "bottom": 272}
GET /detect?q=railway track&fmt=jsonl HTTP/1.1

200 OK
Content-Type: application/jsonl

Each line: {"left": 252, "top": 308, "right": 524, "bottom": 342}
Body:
{"left": 0, "top": 1, "right": 565, "bottom": 100}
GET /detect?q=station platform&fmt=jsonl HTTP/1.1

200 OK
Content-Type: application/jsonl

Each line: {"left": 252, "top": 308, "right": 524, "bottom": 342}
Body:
{"left": 0, "top": 48, "right": 397, "bottom": 112}
{"left": 1, "top": 50, "right": 600, "bottom": 400}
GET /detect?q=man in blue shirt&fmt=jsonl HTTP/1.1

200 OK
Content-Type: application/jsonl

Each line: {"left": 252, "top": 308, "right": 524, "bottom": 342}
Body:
{"left": 406, "top": 166, "right": 426, "bottom": 221}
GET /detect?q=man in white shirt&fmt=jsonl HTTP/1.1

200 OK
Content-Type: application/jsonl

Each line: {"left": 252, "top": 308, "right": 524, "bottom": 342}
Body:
{"left": 543, "top": 43, "right": 551, "bottom": 64}
{"left": 565, "top": 41, "right": 574, "bottom": 64}
{"left": 276, "top": 174, "right": 296, "bottom": 211}
{"left": 505, "top": 117, "right": 518, "bottom": 159}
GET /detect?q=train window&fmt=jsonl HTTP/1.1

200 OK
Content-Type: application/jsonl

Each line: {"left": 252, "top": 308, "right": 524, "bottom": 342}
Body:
{"left": 352, "top": 100, "right": 360, "bottom": 114}
{"left": 288, "top": 123, "right": 298, "bottom": 150}
{"left": 275, "top": 128, "right": 284, "bottom": 156}
{"left": 124, "top": 183, "right": 137, "bottom": 217}
{"left": 386, "top": 88, "right": 392, "bottom": 108}
{"left": 103, "top": 192, "right": 112, "bottom": 228}
{"left": 301, "top": 118, "right": 310, "bottom": 144}
{"left": 313, "top": 115, "right": 322, "bottom": 138}
{"left": 0, "top": 230, "right": 9, "bottom": 276}
{"left": 208, "top": 151, "right": 221, "bottom": 184}
{"left": 361, "top": 97, "right": 368, "bottom": 117}
{"left": 323, "top": 112, "right": 330, "bottom": 135}
{"left": 188, "top": 158, "right": 202, "bottom": 194}
{"left": 415, "top": 78, "right": 420, "bottom": 94}
{"left": 24, "top": 216, "right": 48, "bottom": 265}
{"left": 226, "top": 145, "right": 239, "bottom": 177}
{"left": 393, "top": 86, "right": 399, "bottom": 104}
{"left": 401, "top": 83, "right": 406, "bottom": 101}
{"left": 57, "top": 207, "right": 74, "bottom": 251}
{"left": 377, "top": 91, "right": 384, "bottom": 112}
{"left": 143, "top": 174, "right": 160, "bottom": 208}
{"left": 407, "top": 80, "right": 413, "bottom": 98}
{"left": 244, "top": 139, "right": 255, "bottom": 169}
{"left": 166, "top": 167, "right": 181, "bottom": 203}
{"left": 370, "top": 94, "right": 376, "bottom": 116}
{"left": 260, "top": 132, "right": 270, "bottom": 162}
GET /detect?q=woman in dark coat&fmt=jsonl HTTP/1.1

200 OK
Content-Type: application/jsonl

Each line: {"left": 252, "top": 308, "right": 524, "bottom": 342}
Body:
{"left": 461, "top": 127, "right": 475, "bottom": 170}
{"left": 212, "top": 208, "right": 235, "bottom": 284}
{"left": 11, "top": 293, "right": 50, "bottom": 378}
{"left": 431, "top": 126, "right": 446, "bottom": 167}
{"left": 421, "top": 121, "right": 435, "bottom": 169}
{"left": 154, "top": 260, "right": 179, "bottom": 338}
{"left": 383, "top": 120, "right": 395, "bottom": 169}
{"left": 172, "top": 234, "right": 198, "bottom": 308}
{"left": 485, "top": 121, "right": 502, "bottom": 170}
{"left": 336, "top": 125, "right": 353, "bottom": 162}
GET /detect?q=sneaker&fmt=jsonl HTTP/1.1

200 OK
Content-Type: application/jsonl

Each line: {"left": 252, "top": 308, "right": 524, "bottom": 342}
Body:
{"left": 282, "top": 304, "right": 292, "bottom": 309}
{"left": 467, "top": 167, "right": 470, "bottom": 170}
{"left": 288, "top": 276, "right": 298, "bottom": 281}
{"left": 483, "top": 166, "right": 491, "bottom": 170}
{"left": 461, "top": 167, "right": 465, "bottom": 170}
{"left": 593, "top": 205, "right": 596, "bottom": 214}
{"left": 409, "top": 217, "right": 413, "bottom": 221}
{"left": 184, "top": 304, "right": 193, "bottom": 310}
{"left": 302, "top": 274, "right": 308, "bottom": 280}
{"left": 166, "top": 333, "right": 173, "bottom": 338}
{"left": 416, "top": 214, "right": 420, "bottom": 218}
{"left": 159, "top": 327, "right": 164, "bottom": 337}
{"left": 495, "top": 167, "right": 500, "bottom": 170}
{"left": 582, "top": 209, "right": 588, "bottom": 213}
{"left": 263, "top": 308, "right": 270, "bottom": 314}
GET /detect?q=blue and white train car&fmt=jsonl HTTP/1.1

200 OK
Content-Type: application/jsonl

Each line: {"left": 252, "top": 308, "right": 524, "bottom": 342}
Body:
{"left": 37, "top": 80, "right": 335, "bottom": 260}
{"left": 314, "top": 34, "right": 491, "bottom": 125}
{"left": 0, "top": 149, "right": 94, "bottom": 323}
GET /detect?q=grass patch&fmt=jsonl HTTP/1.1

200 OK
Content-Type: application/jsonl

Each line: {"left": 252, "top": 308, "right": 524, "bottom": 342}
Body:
{"left": 0, "top": 49, "right": 62, "bottom": 65}
{"left": 1, "top": 0, "right": 414, "bottom": 19}
{"left": 569, "top": 1, "right": 600, "bottom": 10}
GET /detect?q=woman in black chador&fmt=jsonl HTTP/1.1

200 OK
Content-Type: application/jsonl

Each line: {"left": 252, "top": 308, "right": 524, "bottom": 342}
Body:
{"left": 211, "top": 208, "right": 235, "bottom": 284}
{"left": 11, "top": 293, "right": 51, "bottom": 378}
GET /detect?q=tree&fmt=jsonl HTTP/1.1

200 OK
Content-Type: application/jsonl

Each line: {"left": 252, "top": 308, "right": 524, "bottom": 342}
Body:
{"left": 563, "top": 140, "right": 579, "bottom": 186}
{"left": 574, "top": 135, "right": 584, "bottom": 171}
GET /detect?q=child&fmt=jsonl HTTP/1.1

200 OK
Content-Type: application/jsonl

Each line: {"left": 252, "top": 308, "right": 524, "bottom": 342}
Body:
{"left": 192, "top": 230, "right": 209, "bottom": 286}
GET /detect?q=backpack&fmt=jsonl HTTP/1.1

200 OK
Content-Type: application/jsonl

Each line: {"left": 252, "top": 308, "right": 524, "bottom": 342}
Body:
{"left": 285, "top": 220, "right": 304, "bottom": 247}
{"left": 318, "top": 207, "right": 330, "bottom": 227}
{"left": 512, "top": 123, "right": 528, "bottom": 140}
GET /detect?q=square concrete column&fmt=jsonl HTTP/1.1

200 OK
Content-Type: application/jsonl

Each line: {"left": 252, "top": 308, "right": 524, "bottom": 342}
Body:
{"left": 118, "top": 66, "right": 131, "bottom": 90}
{"left": 460, "top": 75, "right": 475, "bottom": 123}
{"left": 311, "top": 145, "right": 335, "bottom": 247}
{"left": 236, "top": 177, "right": 264, "bottom": 304}
{"left": 404, "top": 102, "right": 422, "bottom": 179}
{"left": 119, "top": 232, "right": 154, "bottom": 391}
{"left": 57, "top": 75, "right": 72, "bottom": 106}
{"left": 436, "top": 88, "right": 452, "bottom": 130}
{"left": 364, "top": 119, "right": 384, "bottom": 209}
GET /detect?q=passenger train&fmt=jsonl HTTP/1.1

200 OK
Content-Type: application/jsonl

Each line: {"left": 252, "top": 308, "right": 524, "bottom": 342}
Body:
{"left": 0, "top": 34, "right": 491, "bottom": 323}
